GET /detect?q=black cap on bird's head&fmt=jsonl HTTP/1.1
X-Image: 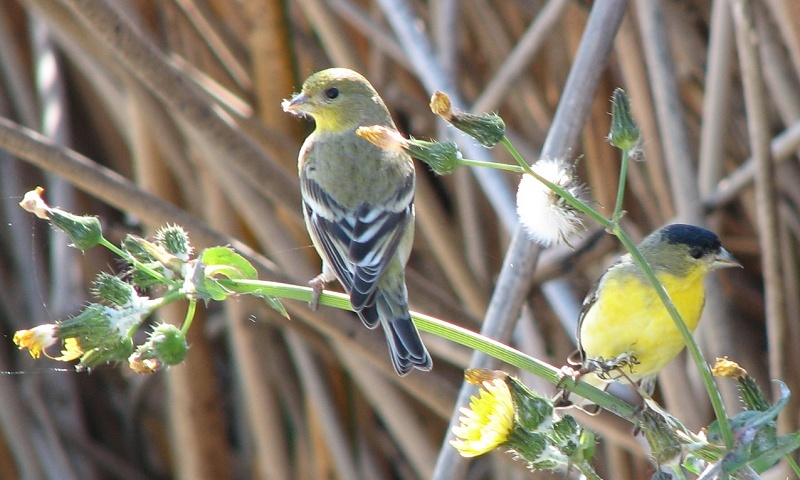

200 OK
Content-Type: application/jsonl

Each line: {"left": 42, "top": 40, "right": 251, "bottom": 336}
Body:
{"left": 660, "top": 223, "right": 720, "bottom": 253}
{"left": 640, "top": 223, "right": 741, "bottom": 273}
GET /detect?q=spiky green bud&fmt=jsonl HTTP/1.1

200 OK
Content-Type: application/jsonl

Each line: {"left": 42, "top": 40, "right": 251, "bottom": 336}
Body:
{"left": 56, "top": 304, "right": 137, "bottom": 369}
{"left": 122, "top": 234, "right": 157, "bottom": 263}
{"left": 155, "top": 225, "right": 192, "bottom": 260}
{"left": 608, "top": 88, "right": 641, "bottom": 151}
{"left": 129, "top": 323, "right": 188, "bottom": 373}
{"left": 507, "top": 375, "right": 554, "bottom": 432}
{"left": 92, "top": 272, "right": 137, "bottom": 307}
{"left": 405, "top": 138, "right": 461, "bottom": 175}
{"left": 357, "top": 125, "right": 463, "bottom": 175}
{"left": 640, "top": 410, "right": 682, "bottom": 467}
{"left": 48, "top": 209, "right": 103, "bottom": 250}
{"left": 430, "top": 91, "right": 506, "bottom": 148}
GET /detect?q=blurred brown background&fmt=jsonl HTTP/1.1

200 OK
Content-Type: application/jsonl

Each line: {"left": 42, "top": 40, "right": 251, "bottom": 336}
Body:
{"left": 0, "top": 1, "right": 796, "bottom": 479}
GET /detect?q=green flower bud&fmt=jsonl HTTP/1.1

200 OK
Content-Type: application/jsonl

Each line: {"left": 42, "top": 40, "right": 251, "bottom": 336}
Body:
{"left": 78, "top": 337, "right": 135, "bottom": 370}
{"left": 155, "top": 225, "right": 192, "bottom": 260}
{"left": 608, "top": 88, "right": 641, "bottom": 151}
{"left": 640, "top": 410, "right": 682, "bottom": 467}
{"left": 125, "top": 234, "right": 184, "bottom": 276}
{"left": 48, "top": 208, "right": 103, "bottom": 250}
{"left": 92, "top": 272, "right": 137, "bottom": 307}
{"left": 430, "top": 91, "right": 506, "bottom": 148}
{"left": 56, "top": 304, "right": 137, "bottom": 369}
{"left": 738, "top": 375, "right": 771, "bottom": 413}
{"left": 507, "top": 375, "right": 554, "bottom": 432}
{"left": 148, "top": 323, "right": 188, "bottom": 365}
{"left": 357, "top": 124, "right": 463, "bottom": 175}
{"left": 712, "top": 357, "right": 771, "bottom": 412}
{"left": 56, "top": 304, "right": 114, "bottom": 340}
{"left": 123, "top": 234, "right": 157, "bottom": 263}
{"left": 128, "top": 323, "right": 188, "bottom": 374}
{"left": 405, "top": 138, "right": 461, "bottom": 175}
{"left": 506, "top": 429, "right": 551, "bottom": 467}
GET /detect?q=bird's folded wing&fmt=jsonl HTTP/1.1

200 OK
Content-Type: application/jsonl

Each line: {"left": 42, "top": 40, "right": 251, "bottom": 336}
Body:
{"left": 302, "top": 176, "right": 412, "bottom": 311}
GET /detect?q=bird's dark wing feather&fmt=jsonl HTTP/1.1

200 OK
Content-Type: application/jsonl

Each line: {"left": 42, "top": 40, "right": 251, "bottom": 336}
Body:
{"left": 301, "top": 175, "right": 413, "bottom": 315}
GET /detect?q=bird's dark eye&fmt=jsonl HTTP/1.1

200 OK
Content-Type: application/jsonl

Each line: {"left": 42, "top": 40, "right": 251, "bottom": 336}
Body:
{"left": 325, "top": 87, "right": 339, "bottom": 99}
{"left": 689, "top": 246, "right": 704, "bottom": 259}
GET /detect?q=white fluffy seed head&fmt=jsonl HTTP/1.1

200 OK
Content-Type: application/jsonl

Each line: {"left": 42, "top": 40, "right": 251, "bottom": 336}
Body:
{"left": 516, "top": 157, "right": 585, "bottom": 247}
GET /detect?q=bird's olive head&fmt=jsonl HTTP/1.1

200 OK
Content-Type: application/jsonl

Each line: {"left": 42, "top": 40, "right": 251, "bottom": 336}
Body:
{"left": 282, "top": 68, "right": 392, "bottom": 132}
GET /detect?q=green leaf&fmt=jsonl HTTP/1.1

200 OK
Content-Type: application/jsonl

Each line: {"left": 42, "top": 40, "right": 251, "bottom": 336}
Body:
{"left": 225, "top": 282, "right": 289, "bottom": 319}
{"left": 195, "top": 250, "right": 287, "bottom": 317}
{"left": 749, "top": 432, "right": 800, "bottom": 473}
{"left": 716, "top": 381, "right": 793, "bottom": 475}
{"left": 197, "top": 277, "right": 231, "bottom": 302}
{"left": 200, "top": 246, "right": 257, "bottom": 280}
{"left": 252, "top": 292, "right": 289, "bottom": 319}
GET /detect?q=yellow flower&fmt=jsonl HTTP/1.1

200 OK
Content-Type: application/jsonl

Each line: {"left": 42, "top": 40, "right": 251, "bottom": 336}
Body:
{"left": 54, "top": 338, "right": 83, "bottom": 362}
{"left": 13, "top": 324, "right": 85, "bottom": 362}
{"left": 451, "top": 378, "right": 515, "bottom": 457}
{"left": 711, "top": 356, "right": 747, "bottom": 379}
{"left": 13, "top": 324, "right": 58, "bottom": 359}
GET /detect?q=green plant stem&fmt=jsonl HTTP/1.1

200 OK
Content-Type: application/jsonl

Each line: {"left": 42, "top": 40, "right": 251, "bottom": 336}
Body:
{"left": 612, "top": 149, "right": 630, "bottom": 223}
{"left": 99, "top": 237, "right": 178, "bottom": 286}
{"left": 788, "top": 455, "right": 800, "bottom": 477}
{"left": 219, "top": 278, "right": 638, "bottom": 418}
{"left": 181, "top": 299, "right": 197, "bottom": 335}
{"left": 457, "top": 157, "right": 525, "bottom": 173}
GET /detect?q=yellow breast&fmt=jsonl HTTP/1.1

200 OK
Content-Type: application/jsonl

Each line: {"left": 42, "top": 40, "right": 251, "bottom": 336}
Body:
{"left": 579, "top": 267, "right": 707, "bottom": 381}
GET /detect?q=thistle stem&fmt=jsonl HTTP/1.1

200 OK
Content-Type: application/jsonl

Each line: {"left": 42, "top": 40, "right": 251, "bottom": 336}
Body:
{"left": 99, "top": 237, "right": 177, "bottom": 286}
{"left": 457, "top": 157, "right": 525, "bottom": 173}
{"left": 181, "top": 299, "right": 197, "bottom": 335}
{"left": 612, "top": 149, "right": 630, "bottom": 223}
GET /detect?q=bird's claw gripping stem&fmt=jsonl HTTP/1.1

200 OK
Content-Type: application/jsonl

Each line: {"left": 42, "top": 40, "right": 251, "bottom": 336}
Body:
{"left": 308, "top": 275, "right": 327, "bottom": 311}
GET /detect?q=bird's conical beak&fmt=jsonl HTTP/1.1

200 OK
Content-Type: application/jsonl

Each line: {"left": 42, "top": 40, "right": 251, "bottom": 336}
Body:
{"left": 711, "top": 247, "right": 741, "bottom": 270}
{"left": 282, "top": 92, "right": 311, "bottom": 114}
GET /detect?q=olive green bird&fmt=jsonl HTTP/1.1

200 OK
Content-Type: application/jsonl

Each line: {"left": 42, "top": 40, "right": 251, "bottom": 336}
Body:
{"left": 283, "top": 68, "right": 432, "bottom": 375}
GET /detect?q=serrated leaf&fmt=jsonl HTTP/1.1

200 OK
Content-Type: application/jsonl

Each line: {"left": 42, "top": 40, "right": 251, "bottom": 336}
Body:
{"left": 200, "top": 246, "right": 257, "bottom": 280}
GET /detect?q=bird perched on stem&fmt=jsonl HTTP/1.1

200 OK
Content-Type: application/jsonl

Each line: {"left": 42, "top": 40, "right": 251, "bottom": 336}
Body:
{"left": 560, "top": 224, "right": 740, "bottom": 405}
{"left": 283, "top": 68, "right": 432, "bottom": 375}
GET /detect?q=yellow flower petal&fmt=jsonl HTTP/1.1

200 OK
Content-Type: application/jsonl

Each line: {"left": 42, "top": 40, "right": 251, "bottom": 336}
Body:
{"left": 13, "top": 325, "right": 58, "bottom": 359}
{"left": 54, "top": 338, "right": 83, "bottom": 362}
{"left": 450, "top": 378, "right": 515, "bottom": 457}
